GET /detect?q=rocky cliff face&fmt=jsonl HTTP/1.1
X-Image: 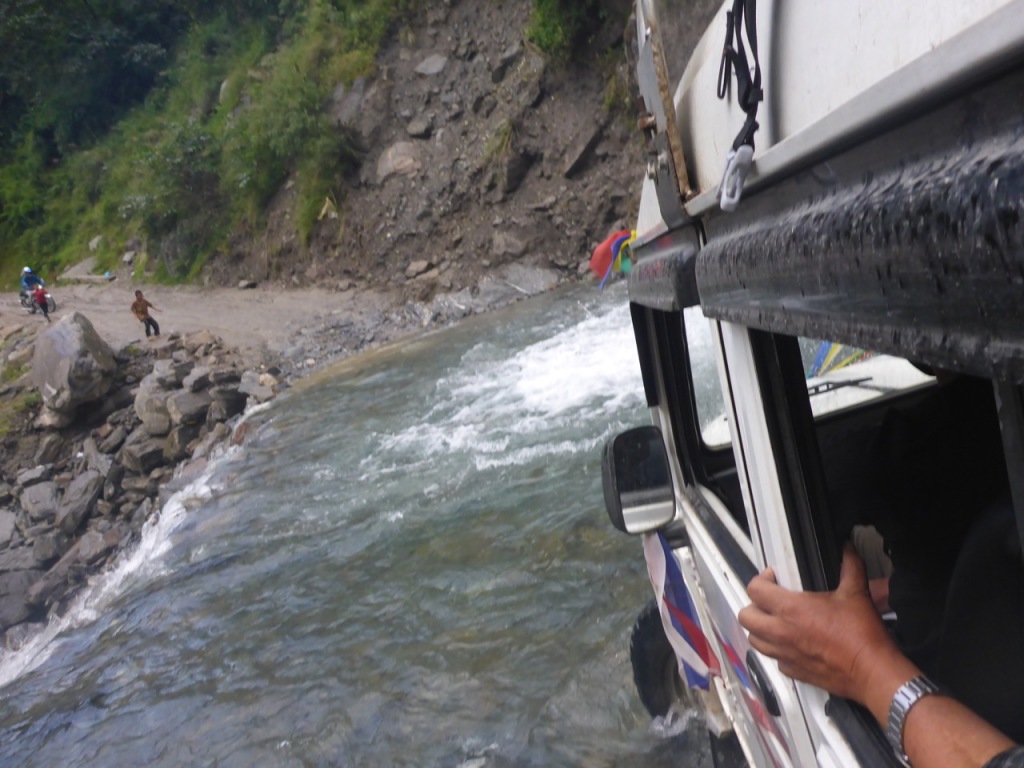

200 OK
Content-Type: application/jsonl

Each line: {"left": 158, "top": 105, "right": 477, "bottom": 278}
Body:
{"left": 204, "top": 0, "right": 643, "bottom": 302}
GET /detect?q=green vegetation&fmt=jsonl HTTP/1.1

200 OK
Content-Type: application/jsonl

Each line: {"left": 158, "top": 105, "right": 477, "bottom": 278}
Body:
{"left": 0, "top": 0, "right": 412, "bottom": 285}
{"left": 527, "top": 0, "right": 606, "bottom": 59}
{"left": 0, "top": 390, "right": 41, "bottom": 437}
{"left": 484, "top": 119, "right": 518, "bottom": 164}
{"left": 0, "top": 363, "right": 28, "bottom": 384}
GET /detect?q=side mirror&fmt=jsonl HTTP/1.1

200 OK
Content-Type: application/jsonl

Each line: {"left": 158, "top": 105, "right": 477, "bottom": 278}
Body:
{"left": 602, "top": 425, "right": 676, "bottom": 534}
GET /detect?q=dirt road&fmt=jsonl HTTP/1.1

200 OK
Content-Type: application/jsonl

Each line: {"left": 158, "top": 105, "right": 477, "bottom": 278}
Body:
{"left": 6, "top": 279, "right": 404, "bottom": 367}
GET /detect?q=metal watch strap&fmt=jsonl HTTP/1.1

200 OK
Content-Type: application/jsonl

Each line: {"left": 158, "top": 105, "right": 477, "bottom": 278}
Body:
{"left": 886, "top": 675, "right": 940, "bottom": 766}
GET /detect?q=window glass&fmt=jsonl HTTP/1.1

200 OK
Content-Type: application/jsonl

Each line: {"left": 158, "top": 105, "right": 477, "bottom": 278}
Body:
{"left": 684, "top": 321, "right": 936, "bottom": 449}
{"left": 799, "top": 340, "right": 934, "bottom": 417}
{"left": 683, "top": 307, "right": 729, "bottom": 448}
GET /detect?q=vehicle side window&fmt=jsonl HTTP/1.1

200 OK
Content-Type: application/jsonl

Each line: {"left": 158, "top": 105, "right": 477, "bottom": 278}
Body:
{"left": 684, "top": 307, "right": 729, "bottom": 448}
{"left": 667, "top": 309, "right": 748, "bottom": 539}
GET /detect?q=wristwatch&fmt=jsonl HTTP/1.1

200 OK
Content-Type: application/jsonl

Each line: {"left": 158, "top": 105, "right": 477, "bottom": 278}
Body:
{"left": 886, "top": 675, "right": 940, "bottom": 766}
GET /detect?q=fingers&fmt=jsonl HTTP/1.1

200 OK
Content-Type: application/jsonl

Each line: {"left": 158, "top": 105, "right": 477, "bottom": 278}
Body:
{"left": 746, "top": 567, "right": 792, "bottom": 616}
{"left": 837, "top": 544, "right": 868, "bottom": 595}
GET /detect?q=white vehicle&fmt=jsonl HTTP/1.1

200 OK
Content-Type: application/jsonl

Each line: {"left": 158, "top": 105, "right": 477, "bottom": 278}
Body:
{"left": 602, "top": 1, "right": 1024, "bottom": 766}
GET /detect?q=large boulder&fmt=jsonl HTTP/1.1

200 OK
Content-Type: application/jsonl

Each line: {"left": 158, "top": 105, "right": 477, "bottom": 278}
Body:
{"left": 31, "top": 313, "right": 116, "bottom": 416}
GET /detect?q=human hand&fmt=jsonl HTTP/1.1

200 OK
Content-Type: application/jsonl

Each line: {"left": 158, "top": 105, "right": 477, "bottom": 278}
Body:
{"left": 738, "top": 546, "right": 909, "bottom": 708}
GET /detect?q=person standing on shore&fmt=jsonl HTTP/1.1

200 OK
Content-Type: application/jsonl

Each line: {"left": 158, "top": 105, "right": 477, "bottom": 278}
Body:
{"left": 131, "top": 290, "right": 160, "bottom": 338}
{"left": 32, "top": 284, "right": 51, "bottom": 322}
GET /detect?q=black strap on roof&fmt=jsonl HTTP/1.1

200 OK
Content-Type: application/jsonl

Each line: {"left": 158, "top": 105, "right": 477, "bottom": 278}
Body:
{"left": 716, "top": 0, "right": 763, "bottom": 151}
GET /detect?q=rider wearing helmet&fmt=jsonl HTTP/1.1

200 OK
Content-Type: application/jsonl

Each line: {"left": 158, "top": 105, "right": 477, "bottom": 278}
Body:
{"left": 20, "top": 267, "right": 44, "bottom": 299}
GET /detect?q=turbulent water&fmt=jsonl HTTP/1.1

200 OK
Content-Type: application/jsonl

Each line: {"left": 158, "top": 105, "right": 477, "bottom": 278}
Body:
{"left": 0, "top": 283, "right": 712, "bottom": 767}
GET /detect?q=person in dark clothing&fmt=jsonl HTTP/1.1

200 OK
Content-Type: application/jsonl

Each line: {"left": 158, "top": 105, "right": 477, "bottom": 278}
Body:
{"left": 131, "top": 290, "right": 160, "bottom": 337}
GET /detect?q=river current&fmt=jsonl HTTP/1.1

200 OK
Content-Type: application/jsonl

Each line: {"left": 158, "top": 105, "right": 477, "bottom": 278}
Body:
{"left": 0, "top": 283, "right": 711, "bottom": 767}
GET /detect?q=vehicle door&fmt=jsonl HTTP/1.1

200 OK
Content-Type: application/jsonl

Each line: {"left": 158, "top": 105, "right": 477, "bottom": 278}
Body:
{"left": 644, "top": 304, "right": 819, "bottom": 767}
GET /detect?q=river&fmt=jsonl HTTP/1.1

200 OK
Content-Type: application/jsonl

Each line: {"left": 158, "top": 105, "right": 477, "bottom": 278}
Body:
{"left": 0, "top": 283, "right": 711, "bottom": 767}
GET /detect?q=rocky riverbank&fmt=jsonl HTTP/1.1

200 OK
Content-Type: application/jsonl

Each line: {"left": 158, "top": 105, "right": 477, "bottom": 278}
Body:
{"left": 0, "top": 259, "right": 586, "bottom": 651}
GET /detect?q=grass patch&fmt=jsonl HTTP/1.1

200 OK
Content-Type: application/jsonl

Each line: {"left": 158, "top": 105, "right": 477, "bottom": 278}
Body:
{"left": 484, "top": 119, "right": 518, "bottom": 165}
{"left": 0, "top": 390, "right": 41, "bottom": 437}
{"left": 0, "top": 363, "right": 28, "bottom": 384}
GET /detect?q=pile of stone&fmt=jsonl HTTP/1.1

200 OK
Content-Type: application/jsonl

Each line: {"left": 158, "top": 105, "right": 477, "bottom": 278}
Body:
{"left": 0, "top": 313, "right": 280, "bottom": 649}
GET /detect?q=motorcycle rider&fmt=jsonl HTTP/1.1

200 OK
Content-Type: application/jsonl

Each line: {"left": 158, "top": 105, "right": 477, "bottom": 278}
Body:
{"left": 20, "top": 267, "right": 44, "bottom": 301}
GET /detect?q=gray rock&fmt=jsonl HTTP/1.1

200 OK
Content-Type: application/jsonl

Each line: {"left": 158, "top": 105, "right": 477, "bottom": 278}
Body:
{"left": 78, "top": 530, "right": 117, "bottom": 565}
{"left": 0, "top": 547, "right": 39, "bottom": 574}
{"left": 238, "top": 280, "right": 258, "bottom": 290}
{"left": 33, "top": 433, "right": 64, "bottom": 465}
{"left": 166, "top": 391, "right": 212, "bottom": 427}
{"left": 130, "top": 498, "right": 155, "bottom": 533}
{"left": 0, "top": 570, "right": 42, "bottom": 632}
{"left": 377, "top": 142, "right": 422, "bottom": 183}
{"left": 153, "top": 359, "right": 194, "bottom": 388}
{"left": 20, "top": 482, "right": 59, "bottom": 523}
{"left": 209, "top": 366, "right": 242, "bottom": 386}
{"left": 16, "top": 465, "right": 52, "bottom": 487}
{"left": 492, "top": 231, "right": 528, "bottom": 258}
{"left": 562, "top": 113, "right": 608, "bottom": 178}
{"left": 82, "top": 437, "right": 113, "bottom": 478}
{"left": 0, "top": 483, "right": 10, "bottom": 505}
{"left": 54, "top": 470, "right": 103, "bottom": 535}
{"left": 32, "top": 313, "right": 117, "bottom": 415}
{"left": 32, "top": 531, "right": 69, "bottom": 565}
{"left": 210, "top": 385, "right": 247, "bottom": 418}
{"left": 165, "top": 423, "right": 202, "bottom": 462}
{"left": 98, "top": 425, "right": 127, "bottom": 454}
{"left": 406, "top": 115, "right": 433, "bottom": 139}
{"left": 239, "top": 371, "right": 266, "bottom": 396}
{"left": 118, "top": 428, "right": 168, "bottom": 475}
{"left": 491, "top": 43, "right": 522, "bottom": 84}
{"left": 330, "top": 77, "right": 366, "bottom": 127}
{"left": 0, "top": 511, "right": 15, "bottom": 548}
{"left": 134, "top": 374, "right": 172, "bottom": 436}
{"left": 122, "top": 472, "right": 157, "bottom": 493}
{"left": 415, "top": 54, "right": 448, "bottom": 76}
{"left": 27, "top": 539, "right": 82, "bottom": 607}
{"left": 182, "top": 366, "right": 211, "bottom": 392}
{"left": 183, "top": 330, "right": 219, "bottom": 355}
{"left": 502, "top": 264, "right": 561, "bottom": 295}
{"left": 406, "top": 260, "right": 431, "bottom": 279}
{"left": 472, "top": 93, "right": 497, "bottom": 117}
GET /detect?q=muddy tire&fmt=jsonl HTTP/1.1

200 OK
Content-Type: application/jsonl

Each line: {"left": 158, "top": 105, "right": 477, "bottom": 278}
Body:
{"left": 629, "top": 599, "right": 687, "bottom": 717}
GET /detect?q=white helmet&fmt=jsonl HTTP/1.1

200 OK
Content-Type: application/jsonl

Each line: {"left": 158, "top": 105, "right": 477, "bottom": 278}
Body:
{"left": 22, "top": 266, "right": 31, "bottom": 274}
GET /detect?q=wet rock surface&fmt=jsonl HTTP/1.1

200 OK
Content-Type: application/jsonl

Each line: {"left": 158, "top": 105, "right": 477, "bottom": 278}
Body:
{"left": 0, "top": 323, "right": 270, "bottom": 645}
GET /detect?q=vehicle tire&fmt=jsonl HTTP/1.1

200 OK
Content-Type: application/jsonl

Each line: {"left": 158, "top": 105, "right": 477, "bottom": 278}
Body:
{"left": 46, "top": 296, "right": 56, "bottom": 313}
{"left": 630, "top": 598, "right": 687, "bottom": 717}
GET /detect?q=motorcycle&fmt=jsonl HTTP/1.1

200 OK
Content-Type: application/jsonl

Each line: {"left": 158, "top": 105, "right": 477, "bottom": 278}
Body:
{"left": 20, "top": 287, "right": 56, "bottom": 315}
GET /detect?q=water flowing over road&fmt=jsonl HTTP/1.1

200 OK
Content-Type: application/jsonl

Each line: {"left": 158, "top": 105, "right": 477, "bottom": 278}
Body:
{"left": 0, "top": 284, "right": 710, "bottom": 767}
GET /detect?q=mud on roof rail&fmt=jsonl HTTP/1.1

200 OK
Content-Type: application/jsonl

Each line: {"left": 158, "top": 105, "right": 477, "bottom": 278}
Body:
{"left": 695, "top": 64, "right": 1024, "bottom": 384}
